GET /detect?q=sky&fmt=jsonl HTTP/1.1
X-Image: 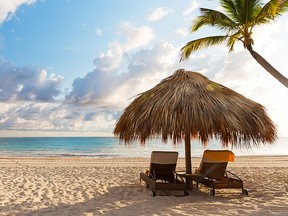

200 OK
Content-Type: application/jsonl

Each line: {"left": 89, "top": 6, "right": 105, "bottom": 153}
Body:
{"left": 0, "top": 0, "right": 287, "bottom": 137}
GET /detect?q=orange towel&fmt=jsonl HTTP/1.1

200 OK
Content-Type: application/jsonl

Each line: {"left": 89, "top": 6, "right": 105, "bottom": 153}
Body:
{"left": 203, "top": 150, "right": 235, "bottom": 162}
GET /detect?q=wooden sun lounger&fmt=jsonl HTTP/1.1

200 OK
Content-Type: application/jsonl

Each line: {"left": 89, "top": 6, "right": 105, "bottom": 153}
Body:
{"left": 190, "top": 150, "right": 248, "bottom": 196}
{"left": 139, "top": 151, "right": 187, "bottom": 197}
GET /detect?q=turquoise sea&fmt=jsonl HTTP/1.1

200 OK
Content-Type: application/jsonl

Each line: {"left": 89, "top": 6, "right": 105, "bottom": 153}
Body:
{"left": 0, "top": 137, "right": 287, "bottom": 158}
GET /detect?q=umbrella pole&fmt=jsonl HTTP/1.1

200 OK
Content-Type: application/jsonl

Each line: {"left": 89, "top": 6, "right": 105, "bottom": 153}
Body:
{"left": 185, "top": 132, "right": 192, "bottom": 174}
{"left": 185, "top": 132, "right": 192, "bottom": 190}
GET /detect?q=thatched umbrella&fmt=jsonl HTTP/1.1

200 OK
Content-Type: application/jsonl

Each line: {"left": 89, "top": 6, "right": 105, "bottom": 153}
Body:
{"left": 114, "top": 69, "right": 277, "bottom": 174}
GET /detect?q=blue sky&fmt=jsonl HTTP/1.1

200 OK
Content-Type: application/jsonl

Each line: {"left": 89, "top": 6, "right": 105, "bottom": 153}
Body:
{"left": 0, "top": 0, "right": 287, "bottom": 137}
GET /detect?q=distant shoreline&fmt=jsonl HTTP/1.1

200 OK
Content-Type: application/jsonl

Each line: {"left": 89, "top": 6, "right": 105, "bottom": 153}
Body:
{"left": 1, "top": 155, "right": 288, "bottom": 168}
{"left": 1, "top": 154, "right": 288, "bottom": 159}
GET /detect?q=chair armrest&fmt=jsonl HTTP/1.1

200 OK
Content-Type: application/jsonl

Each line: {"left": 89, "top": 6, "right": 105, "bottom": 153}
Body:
{"left": 142, "top": 169, "right": 155, "bottom": 181}
{"left": 174, "top": 171, "right": 185, "bottom": 182}
{"left": 226, "top": 170, "right": 242, "bottom": 181}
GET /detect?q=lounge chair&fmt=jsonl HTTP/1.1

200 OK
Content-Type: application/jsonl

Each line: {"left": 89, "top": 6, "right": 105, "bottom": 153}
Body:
{"left": 140, "top": 151, "right": 187, "bottom": 197}
{"left": 191, "top": 150, "right": 248, "bottom": 196}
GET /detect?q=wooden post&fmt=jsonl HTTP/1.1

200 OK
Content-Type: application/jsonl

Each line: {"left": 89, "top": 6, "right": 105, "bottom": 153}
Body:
{"left": 185, "top": 131, "right": 192, "bottom": 174}
{"left": 185, "top": 131, "right": 192, "bottom": 190}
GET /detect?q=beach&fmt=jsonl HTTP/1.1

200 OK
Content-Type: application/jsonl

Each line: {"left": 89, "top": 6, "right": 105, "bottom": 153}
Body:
{"left": 0, "top": 156, "right": 288, "bottom": 216}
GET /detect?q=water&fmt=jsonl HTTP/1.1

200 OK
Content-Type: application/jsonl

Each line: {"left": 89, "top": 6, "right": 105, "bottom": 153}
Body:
{"left": 0, "top": 137, "right": 287, "bottom": 158}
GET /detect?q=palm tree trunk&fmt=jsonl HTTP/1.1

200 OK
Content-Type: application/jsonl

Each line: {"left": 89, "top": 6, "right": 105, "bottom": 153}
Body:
{"left": 247, "top": 45, "right": 288, "bottom": 88}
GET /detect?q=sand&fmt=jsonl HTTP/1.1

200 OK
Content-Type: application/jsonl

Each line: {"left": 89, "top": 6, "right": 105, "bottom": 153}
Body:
{"left": 0, "top": 156, "right": 288, "bottom": 216}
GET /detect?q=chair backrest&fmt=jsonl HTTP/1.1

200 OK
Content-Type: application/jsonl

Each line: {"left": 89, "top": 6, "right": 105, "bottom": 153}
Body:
{"left": 199, "top": 161, "right": 228, "bottom": 179}
{"left": 149, "top": 151, "right": 178, "bottom": 182}
{"left": 198, "top": 150, "right": 235, "bottom": 179}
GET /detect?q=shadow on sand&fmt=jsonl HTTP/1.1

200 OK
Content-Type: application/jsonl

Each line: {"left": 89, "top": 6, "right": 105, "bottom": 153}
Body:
{"left": 15, "top": 184, "right": 250, "bottom": 216}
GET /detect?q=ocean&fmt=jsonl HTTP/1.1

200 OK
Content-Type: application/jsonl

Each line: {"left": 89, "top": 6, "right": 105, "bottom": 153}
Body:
{"left": 0, "top": 136, "right": 287, "bottom": 158}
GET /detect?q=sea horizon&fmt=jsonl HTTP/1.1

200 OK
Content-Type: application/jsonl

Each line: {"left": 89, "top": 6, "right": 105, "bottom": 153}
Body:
{"left": 0, "top": 136, "right": 287, "bottom": 158}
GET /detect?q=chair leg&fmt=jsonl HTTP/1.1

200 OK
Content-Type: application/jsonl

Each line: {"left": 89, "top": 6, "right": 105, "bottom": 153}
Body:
{"left": 210, "top": 189, "right": 215, "bottom": 196}
{"left": 242, "top": 188, "right": 248, "bottom": 195}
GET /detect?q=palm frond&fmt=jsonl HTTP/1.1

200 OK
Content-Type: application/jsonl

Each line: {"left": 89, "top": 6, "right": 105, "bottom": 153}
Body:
{"left": 221, "top": 0, "right": 245, "bottom": 22}
{"left": 180, "top": 36, "right": 229, "bottom": 61}
{"left": 248, "top": 0, "right": 264, "bottom": 20}
{"left": 234, "top": 0, "right": 247, "bottom": 22}
{"left": 254, "top": 0, "right": 283, "bottom": 24}
{"left": 182, "top": 0, "right": 288, "bottom": 61}
{"left": 221, "top": 0, "right": 237, "bottom": 16}
{"left": 192, "top": 8, "right": 237, "bottom": 33}
{"left": 227, "top": 31, "right": 242, "bottom": 52}
{"left": 278, "top": 0, "right": 288, "bottom": 13}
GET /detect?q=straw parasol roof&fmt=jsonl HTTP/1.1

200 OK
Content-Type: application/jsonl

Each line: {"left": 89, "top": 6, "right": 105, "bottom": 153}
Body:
{"left": 114, "top": 69, "right": 277, "bottom": 173}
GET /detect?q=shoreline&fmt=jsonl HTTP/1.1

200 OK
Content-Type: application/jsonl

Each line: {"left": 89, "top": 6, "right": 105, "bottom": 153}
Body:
{"left": 1, "top": 154, "right": 288, "bottom": 159}
{"left": 1, "top": 155, "right": 288, "bottom": 169}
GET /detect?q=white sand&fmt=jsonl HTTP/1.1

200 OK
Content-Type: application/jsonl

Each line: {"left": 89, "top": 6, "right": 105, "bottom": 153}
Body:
{"left": 0, "top": 156, "right": 288, "bottom": 216}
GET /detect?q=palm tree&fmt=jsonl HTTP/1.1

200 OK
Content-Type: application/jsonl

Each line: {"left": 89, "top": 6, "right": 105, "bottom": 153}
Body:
{"left": 180, "top": 0, "right": 288, "bottom": 88}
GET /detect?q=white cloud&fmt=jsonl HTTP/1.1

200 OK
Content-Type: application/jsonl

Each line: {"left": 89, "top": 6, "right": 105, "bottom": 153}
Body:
{"left": 61, "top": 39, "right": 184, "bottom": 133}
{"left": 147, "top": 7, "right": 172, "bottom": 22}
{"left": 95, "top": 27, "right": 103, "bottom": 36}
{"left": 0, "top": 102, "right": 120, "bottom": 134}
{"left": 93, "top": 42, "right": 123, "bottom": 71}
{"left": 0, "top": 0, "right": 36, "bottom": 25}
{"left": 66, "top": 20, "right": 154, "bottom": 107}
{"left": 183, "top": 0, "right": 199, "bottom": 16}
{"left": 215, "top": 57, "right": 288, "bottom": 137}
{"left": 176, "top": 27, "right": 190, "bottom": 36}
{"left": 119, "top": 22, "right": 155, "bottom": 51}
{"left": 66, "top": 39, "right": 182, "bottom": 108}
{"left": 0, "top": 58, "right": 63, "bottom": 102}
{"left": 214, "top": 17, "right": 288, "bottom": 86}
{"left": 252, "top": 18, "right": 288, "bottom": 75}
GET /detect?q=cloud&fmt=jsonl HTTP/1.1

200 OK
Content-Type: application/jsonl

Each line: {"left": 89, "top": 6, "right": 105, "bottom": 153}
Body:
{"left": 66, "top": 35, "right": 187, "bottom": 109}
{"left": 118, "top": 22, "right": 155, "bottom": 51}
{"left": 0, "top": 102, "right": 57, "bottom": 130}
{"left": 0, "top": 102, "right": 120, "bottom": 134}
{"left": 0, "top": 58, "right": 63, "bottom": 102}
{"left": 89, "top": 23, "right": 154, "bottom": 73}
{"left": 65, "top": 23, "right": 160, "bottom": 106}
{"left": 65, "top": 69, "right": 123, "bottom": 105}
{"left": 147, "top": 7, "right": 172, "bottom": 22}
{"left": 214, "top": 16, "right": 288, "bottom": 87}
{"left": 176, "top": 27, "right": 190, "bottom": 36}
{"left": 0, "top": 0, "right": 36, "bottom": 25}
{"left": 95, "top": 27, "right": 103, "bottom": 36}
{"left": 214, "top": 51, "right": 258, "bottom": 85}
{"left": 183, "top": 0, "right": 199, "bottom": 16}
{"left": 214, "top": 55, "right": 288, "bottom": 137}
